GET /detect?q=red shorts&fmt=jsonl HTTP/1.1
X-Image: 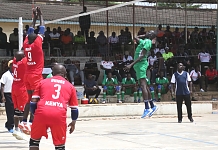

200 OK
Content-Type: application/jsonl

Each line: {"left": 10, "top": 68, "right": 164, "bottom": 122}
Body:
{"left": 12, "top": 86, "right": 28, "bottom": 111}
{"left": 31, "top": 114, "right": 67, "bottom": 146}
{"left": 24, "top": 74, "right": 42, "bottom": 91}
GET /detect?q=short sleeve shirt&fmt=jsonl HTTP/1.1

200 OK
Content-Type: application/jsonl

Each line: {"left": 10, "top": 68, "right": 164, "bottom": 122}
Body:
{"left": 122, "top": 78, "right": 136, "bottom": 85}
{"left": 156, "top": 77, "right": 169, "bottom": 85}
{"left": 134, "top": 39, "right": 152, "bottom": 63}
{"left": 102, "top": 78, "right": 118, "bottom": 90}
{"left": 84, "top": 79, "right": 96, "bottom": 88}
{"left": 12, "top": 57, "right": 27, "bottom": 85}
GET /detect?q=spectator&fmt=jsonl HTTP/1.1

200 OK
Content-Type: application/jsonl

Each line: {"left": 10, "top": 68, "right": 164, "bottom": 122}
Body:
{"left": 86, "top": 31, "right": 97, "bottom": 56}
{"left": 46, "top": 62, "right": 58, "bottom": 78}
{"left": 190, "top": 66, "right": 204, "bottom": 101}
{"left": 79, "top": 6, "right": 91, "bottom": 40}
{"left": 172, "top": 27, "right": 180, "bottom": 45}
{"left": 180, "top": 27, "right": 190, "bottom": 43}
{"left": 154, "top": 43, "right": 165, "bottom": 54}
{"left": 23, "top": 25, "right": 29, "bottom": 39}
{"left": 44, "top": 27, "right": 51, "bottom": 42}
{"left": 198, "top": 48, "right": 211, "bottom": 75}
{"left": 124, "top": 27, "right": 132, "bottom": 44}
{"left": 108, "top": 32, "right": 119, "bottom": 55}
{"left": 83, "top": 58, "right": 100, "bottom": 81}
{"left": 164, "top": 25, "right": 172, "bottom": 46}
{"left": 74, "top": 31, "right": 86, "bottom": 56}
{"left": 190, "top": 27, "right": 199, "bottom": 48}
{"left": 118, "top": 29, "right": 128, "bottom": 53}
{"left": 1, "top": 60, "right": 14, "bottom": 133}
{"left": 198, "top": 28, "right": 207, "bottom": 45}
{"left": 102, "top": 72, "right": 119, "bottom": 103}
{"left": 49, "top": 28, "right": 61, "bottom": 55}
{"left": 61, "top": 30, "right": 73, "bottom": 56}
{"left": 205, "top": 64, "right": 218, "bottom": 92}
{"left": 57, "top": 26, "right": 64, "bottom": 36}
{"left": 96, "top": 31, "right": 107, "bottom": 56}
{"left": 65, "top": 59, "right": 85, "bottom": 85}
{"left": 121, "top": 73, "right": 137, "bottom": 103}
{"left": 162, "top": 47, "right": 174, "bottom": 75}
{"left": 155, "top": 71, "right": 170, "bottom": 102}
{"left": 84, "top": 73, "right": 101, "bottom": 102}
{"left": 175, "top": 46, "right": 191, "bottom": 72}
{"left": 137, "top": 27, "right": 146, "bottom": 36}
{"left": 156, "top": 24, "right": 164, "bottom": 44}
{"left": 100, "top": 56, "right": 122, "bottom": 83}
{"left": 9, "top": 28, "right": 19, "bottom": 56}
{"left": 0, "top": 27, "right": 9, "bottom": 55}
{"left": 148, "top": 50, "right": 157, "bottom": 67}
{"left": 208, "top": 25, "right": 216, "bottom": 41}
{"left": 66, "top": 28, "right": 74, "bottom": 40}
{"left": 122, "top": 51, "right": 136, "bottom": 80}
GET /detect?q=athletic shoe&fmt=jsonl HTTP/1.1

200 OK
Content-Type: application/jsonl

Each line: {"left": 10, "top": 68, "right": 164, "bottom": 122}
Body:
{"left": 102, "top": 100, "right": 106, "bottom": 104}
{"left": 141, "top": 109, "right": 152, "bottom": 118}
{"left": 189, "top": 117, "right": 194, "bottom": 123}
{"left": 200, "top": 89, "right": 204, "bottom": 92}
{"left": 178, "top": 120, "right": 182, "bottom": 123}
{"left": 138, "top": 99, "right": 141, "bottom": 103}
{"left": 149, "top": 106, "right": 158, "bottom": 117}
{"left": 18, "top": 121, "right": 27, "bottom": 131}
{"left": 6, "top": 128, "right": 14, "bottom": 133}
{"left": 12, "top": 130, "right": 25, "bottom": 140}
{"left": 134, "top": 100, "right": 137, "bottom": 103}
{"left": 23, "top": 122, "right": 32, "bottom": 135}
{"left": 117, "top": 100, "right": 122, "bottom": 103}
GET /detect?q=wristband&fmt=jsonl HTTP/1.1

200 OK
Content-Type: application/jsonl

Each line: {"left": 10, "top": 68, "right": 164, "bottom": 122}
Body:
{"left": 30, "top": 101, "right": 37, "bottom": 115}
{"left": 71, "top": 108, "right": 78, "bottom": 120}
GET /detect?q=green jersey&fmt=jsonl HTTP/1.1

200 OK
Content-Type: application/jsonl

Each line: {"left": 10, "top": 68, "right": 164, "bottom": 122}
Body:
{"left": 156, "top": 77, "right": 169, "bottom": 85}
{"left": 122, "top": 78, "right": 136, "bottom": 85}
{"left": 102, "top": 77, "right": 118, "bottom": 90}
{"left": 134, "top": 39, "right": 152, "bottom": 63}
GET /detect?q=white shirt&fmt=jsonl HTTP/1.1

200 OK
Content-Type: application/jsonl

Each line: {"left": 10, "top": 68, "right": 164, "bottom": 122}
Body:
{"left": 190, "top": 70, "right": 201, "bottom": 81}
{"left": 171, "top": 71, "right": 191, "bottom": 83}
{"left": 49, "top": 33, "right": 60, "bottom": 39}
{"left": 123, "top": 55, "right": 133, "bottom": 62}
{"left": 42, "top": 68, "right": 52, "bottom": 74}
{"left": 1, "top": 70, "right": 13, "bottom": 93}
{"left": 101, "top": 61, "right": 114, "bottom": 69}
{"left": 148, "top": 55, "right": 157, "bottom": 66}
{"left": 108, "top": 36, "right": 119, "bottom": 44}
{"left": 198, "top": 52, "right": 211, "bottom": 62}
{"left": 154, "top": 48, "right": 165, "bottom": 54}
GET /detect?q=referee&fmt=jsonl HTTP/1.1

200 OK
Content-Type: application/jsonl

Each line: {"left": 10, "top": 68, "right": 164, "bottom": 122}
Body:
{"left": 171, "top": 63, "right": 194, "bottom": 123}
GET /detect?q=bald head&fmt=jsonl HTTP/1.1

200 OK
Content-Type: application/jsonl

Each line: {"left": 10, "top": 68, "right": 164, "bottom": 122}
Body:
{"left": 15, "top": 50, "right": 25, "bottom": 61}
{"left": 52, "top": 64, "right": 66, "bottom": 77}
{"left": 28, "top": 33, "right": 37, "bottom": 44}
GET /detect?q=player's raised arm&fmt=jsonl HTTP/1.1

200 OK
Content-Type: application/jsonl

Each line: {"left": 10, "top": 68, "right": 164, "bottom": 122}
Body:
{"left": 36, "top": 7, "right": 45, "bottom": 36}
{"left": 27, "top": 8, "right": 38, "bottom": 35}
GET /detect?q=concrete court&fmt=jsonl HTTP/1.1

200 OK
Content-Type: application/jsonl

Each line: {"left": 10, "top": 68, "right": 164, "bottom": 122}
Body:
{"left": 0, "top": 114, "right": 218, "bottom": 150}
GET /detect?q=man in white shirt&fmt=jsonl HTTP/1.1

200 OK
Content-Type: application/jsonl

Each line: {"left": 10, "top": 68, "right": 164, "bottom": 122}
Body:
{"left": 198, "top": 48, "right": 211, "bottom": 75}
{"left": 1, "top": 60, "right": 14, "bottom": 133}
{"left": 108, "top": 32, "right": 119, "bottom": 55}
{"left": 49, "top": 28, "right": 61, "bottom": 55}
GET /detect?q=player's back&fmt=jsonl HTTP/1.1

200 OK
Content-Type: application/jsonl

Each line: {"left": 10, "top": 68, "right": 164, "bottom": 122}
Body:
{"left": 23, "top": 35, "right": 44, "bottom": 75}
{"left": 34, "top": 76, "right": 77, "bottom": 123}
{"left": 12, "top": 57, "right": 27, "bottom": 87}
{"left": 134, "top": 39, "right": 151, "bottom": 63}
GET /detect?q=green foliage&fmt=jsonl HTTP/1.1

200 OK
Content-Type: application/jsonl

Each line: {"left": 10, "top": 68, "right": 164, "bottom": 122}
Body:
{"left": 157, "top": 3, "right": 202, "bottom": 9}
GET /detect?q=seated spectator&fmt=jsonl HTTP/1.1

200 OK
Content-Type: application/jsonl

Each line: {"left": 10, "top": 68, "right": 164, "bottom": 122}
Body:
{"left": 83, "top": 58, "right": 100, "bottom": 81}
{"left": 84, "top": 73, "right": 101, "bottom": 103}
{"left": 65, "top": 59, "right": 84, "bottom": 85}
{"left": 198, "top": 48, "right": 211, "bottom": 75}
{"left": 190, "top": 27, "right": 199, "bottom": 48}
{"left": 45, "top": 62, "right": 58, "bottom": 78}
{"left": 137, "top": 27, "right": 146, "bottom": 36}
{"left": 122, "top": 51, "right": 136, "bottom": 80}
{"left": 66, "top": 28, "right": 74, "bottom": 40}
{"left": 175, "top": 46, "right": 191, "bottom": 72}
{"left": 49, "top": 28, "right": 61, "bottom": 55}
{"left": 148, "top": 50, "right": 157, "bottom": 67}
{"left": 162, "top": 47, "right": 174, "bottom": 75}
{"left": 154, "top": 43, "right": 165, "bottom": 54}
{"left": 151, "top": 52, "right": 166, "bottom": 84}
{"left": 44, "top": 27, "right": 51, "bottom": 42}
{"left": 164, "top": 25, "right": 172, "bottom": 45}
{"left": 118, "top": 29, "right": 128, "bottom": 54}
{"left": 155, "top": 72, "right": 170, "bottom": 102}
{"left": 57, "top": 26, "right": 64, "bottom": 36}
{"left": 74, "top": 31, "right": 86, "bottom": 56}
{"left": 108, "top": 32, "right": 119, "bottom": 55}
{"left": 180, "top": 27, "right": 190, "bottom": 43}
{"left": 86, "top": 31, "right": 98, "bottom": 56}
{"left": 102, "top": 72, "right": 119, "bottom": 103}
{"left": 190, "top": 66, "right": 204, "bottom": 101}
{"left": 0, "top": 27, "right": 9, "bottom": 55}
{"left": 96, "top": 31, "right": 107, "bottom": 56}
{"left": 205, "top": 64, "right": 218, "bottom": 92}
{"left": 9, "top": 28, "right": 19, "bottom": 56}
{"left": 121, "top": 73, "right": 137, "bottom": 103}
{"left": 61, "top": 29, "right": 73, "bottom": 56}
{"left": 172, "top": 27, "right": 180, "bottom": 45}
{"left": 124, "top": 27, "right": 132, "bottom": 44}
{"left": 100, "top": 57, "right": 122, "bottom": 82}
{"left": 156, "top": 24, "right": 165, "bottom": 45}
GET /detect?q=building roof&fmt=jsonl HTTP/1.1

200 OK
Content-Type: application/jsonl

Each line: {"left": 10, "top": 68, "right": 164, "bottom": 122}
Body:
{"left": 0, "top": 2, "right": 216, "bottom": 27}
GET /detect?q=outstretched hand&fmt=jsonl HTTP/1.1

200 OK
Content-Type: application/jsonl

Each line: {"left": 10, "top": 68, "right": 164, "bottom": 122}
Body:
{"left": 36, "top": 7, "right": 42, "bottom": 15}
{"left": 123, "top": 64, "right": 132, "bottom": 72}
{"left": 32, "top": 7, "right": 37, "bottom": 16}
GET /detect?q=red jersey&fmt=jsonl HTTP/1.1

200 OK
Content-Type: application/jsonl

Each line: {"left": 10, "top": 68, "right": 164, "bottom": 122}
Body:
{"left": 205, "top": 69, "right": 217, "bottom": 80}
{"left": 23, "top": 35, "right": 44, "bottom": 75}
{"left": 32, "top": 76, "right": 78, "bottom": 123}
{"left": 12, "top": 57, "right": 27, "bottom": 87}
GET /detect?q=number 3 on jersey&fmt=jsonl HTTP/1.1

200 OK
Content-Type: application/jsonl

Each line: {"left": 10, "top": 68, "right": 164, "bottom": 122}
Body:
{"left": 28, "top": 52, "right": 32, "bottom": 61}
{"left": 52, "top": 84, "right": 62, "bottom": 99}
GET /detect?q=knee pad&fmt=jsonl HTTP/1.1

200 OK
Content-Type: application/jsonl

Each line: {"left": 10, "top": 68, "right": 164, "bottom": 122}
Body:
{"left": 29, "top": 138, "right": 40, "bottom": 148}
{"left": 55, "top": 145, "right": 65, "bottom": 150}
{"left": 157, "top": 85, "right": 162, "bottom": 90}
{"left": 103, "top": 86, "right": 107, "bottom": 90}
{"left": 149, "top": 86, "right": 154, "bottom": 91}
{"left": 168, "top": 84, "right": 172, "bottom": 90}
{"left": 14, "top": 109, "right": 24, "bottom": 117}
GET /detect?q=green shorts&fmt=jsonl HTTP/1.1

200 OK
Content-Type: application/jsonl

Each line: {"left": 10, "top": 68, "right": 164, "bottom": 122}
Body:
{"left": 134, "top": 62, "right": 148, "bottom": 80}
{"left": 107, "top": 89, "right": 115, "bottom": 95}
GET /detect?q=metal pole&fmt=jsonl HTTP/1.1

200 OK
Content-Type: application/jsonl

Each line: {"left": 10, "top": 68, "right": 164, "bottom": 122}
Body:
{"left": 18, "top": 17, "right": 23, "bottom": 51}
{"left": 185, "top": 0, "right": 187, "bottom": 44}
{"left": 133, "top": 3, "right": 135, "bottom": 53}
{"left": 106, "top": 0, "right": 109, "bottom": 56}
{"left": 216, "top": 2, "right": 218, "bottom": 70}
{"left": 83, "top": 0, "right": 85, "bottom": 8}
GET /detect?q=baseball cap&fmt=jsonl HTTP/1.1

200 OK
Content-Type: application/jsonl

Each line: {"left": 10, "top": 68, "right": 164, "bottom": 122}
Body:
{"left": 8, "top": 60, "right": 13, "bottom": 67}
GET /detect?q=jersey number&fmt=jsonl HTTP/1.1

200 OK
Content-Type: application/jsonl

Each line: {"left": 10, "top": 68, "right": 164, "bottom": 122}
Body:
{"left": 52, "top": 84, "right": 61, "bottom": 99}
{"left": 28, "top": 52, "right": 32, "bottom": 61}
{"left": 13, "top": 68, "right": 17, "bottom": 78}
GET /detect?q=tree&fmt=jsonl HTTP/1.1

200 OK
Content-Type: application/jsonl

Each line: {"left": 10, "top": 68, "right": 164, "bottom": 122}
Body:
{"left": 157, "top": 3, "right": 202, "bottom": 9}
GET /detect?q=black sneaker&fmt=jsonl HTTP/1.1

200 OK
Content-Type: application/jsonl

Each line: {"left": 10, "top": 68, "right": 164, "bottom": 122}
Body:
{"left": 178, "top": 120, "right": 182, "bottom": 123}
{"left": 134, "top": 100, "right": 137, "bottom": 103}
{"left": 189, "top": 117, "right": 194, "bottom": 122}
{"left": 157, "top": 98, "right": 161, "bottom": 102}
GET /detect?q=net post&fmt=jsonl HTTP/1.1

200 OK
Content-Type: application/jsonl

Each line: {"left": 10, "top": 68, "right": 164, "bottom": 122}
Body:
{"left": 133, "top": 3, "right": 135, "bottom": 54}
{"left": 18, "top": 17, "right": 23, "bottom": 51}
{"left": 106, "top": 0, "right": 109, "bottom": 57}
{"left": 216, "top": 2, "right": 218, "bottom": 70}
{"left": 185, "top": 0, "right": 187, "bottom": 44}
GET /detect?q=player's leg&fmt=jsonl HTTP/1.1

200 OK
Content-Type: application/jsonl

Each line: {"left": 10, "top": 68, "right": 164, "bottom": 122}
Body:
{"left": 149, "top": 86, "right": 156, "bottom": 101}
{"left": 147, "top": 85, "right": 158, "bottom": 117}
{"left": 115, "top": 86, "right": 122, "bottom": 103}
{"left": 176, "top": 95, "right": 183, "bottom": 123}
{"left": 4, "top": 93, "right": 14, "bottom": 132}
{"left": 184, "top": 94, "right": 193, "bottom": 122}
{"left": 50, "top": 123, "right": 67, "bottom": 150}
{"left": 102, "top": 86, "right": 107, "bottom": 103}
{"left": 157, "top": 85, "right": 162, "bottom": 102}
{"left": 132, "top": 86, "right": 138, "bottom": 103}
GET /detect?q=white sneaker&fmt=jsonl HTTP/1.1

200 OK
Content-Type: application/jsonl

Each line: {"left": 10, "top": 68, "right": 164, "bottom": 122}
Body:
{"left": 23, "top": 122, "right": 32, "bottom": 135}
{"left": 12, "top": 130, "right": 25, "bottom": 140}
{"left": 18, "top": 121, "right": 27, "bottom": 131}
{"left": 200, "top": 89, "right": 205, "bottom": 92}
{"left": 0, "top": 103, "right": 5, "bottom": 107}
{"left": 102, "top": 100, "right": 106, "bottom": 104}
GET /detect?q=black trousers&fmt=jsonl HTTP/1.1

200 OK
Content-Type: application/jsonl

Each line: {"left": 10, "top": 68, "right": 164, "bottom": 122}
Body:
{"left": 4, "top": 93, "right": 14, "bottom": 130}
{"left": 176, "top": 94, "right": 192, "bottom": 121}
{"left": 85, "top": 89, "right": 101, "bottom": 99}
